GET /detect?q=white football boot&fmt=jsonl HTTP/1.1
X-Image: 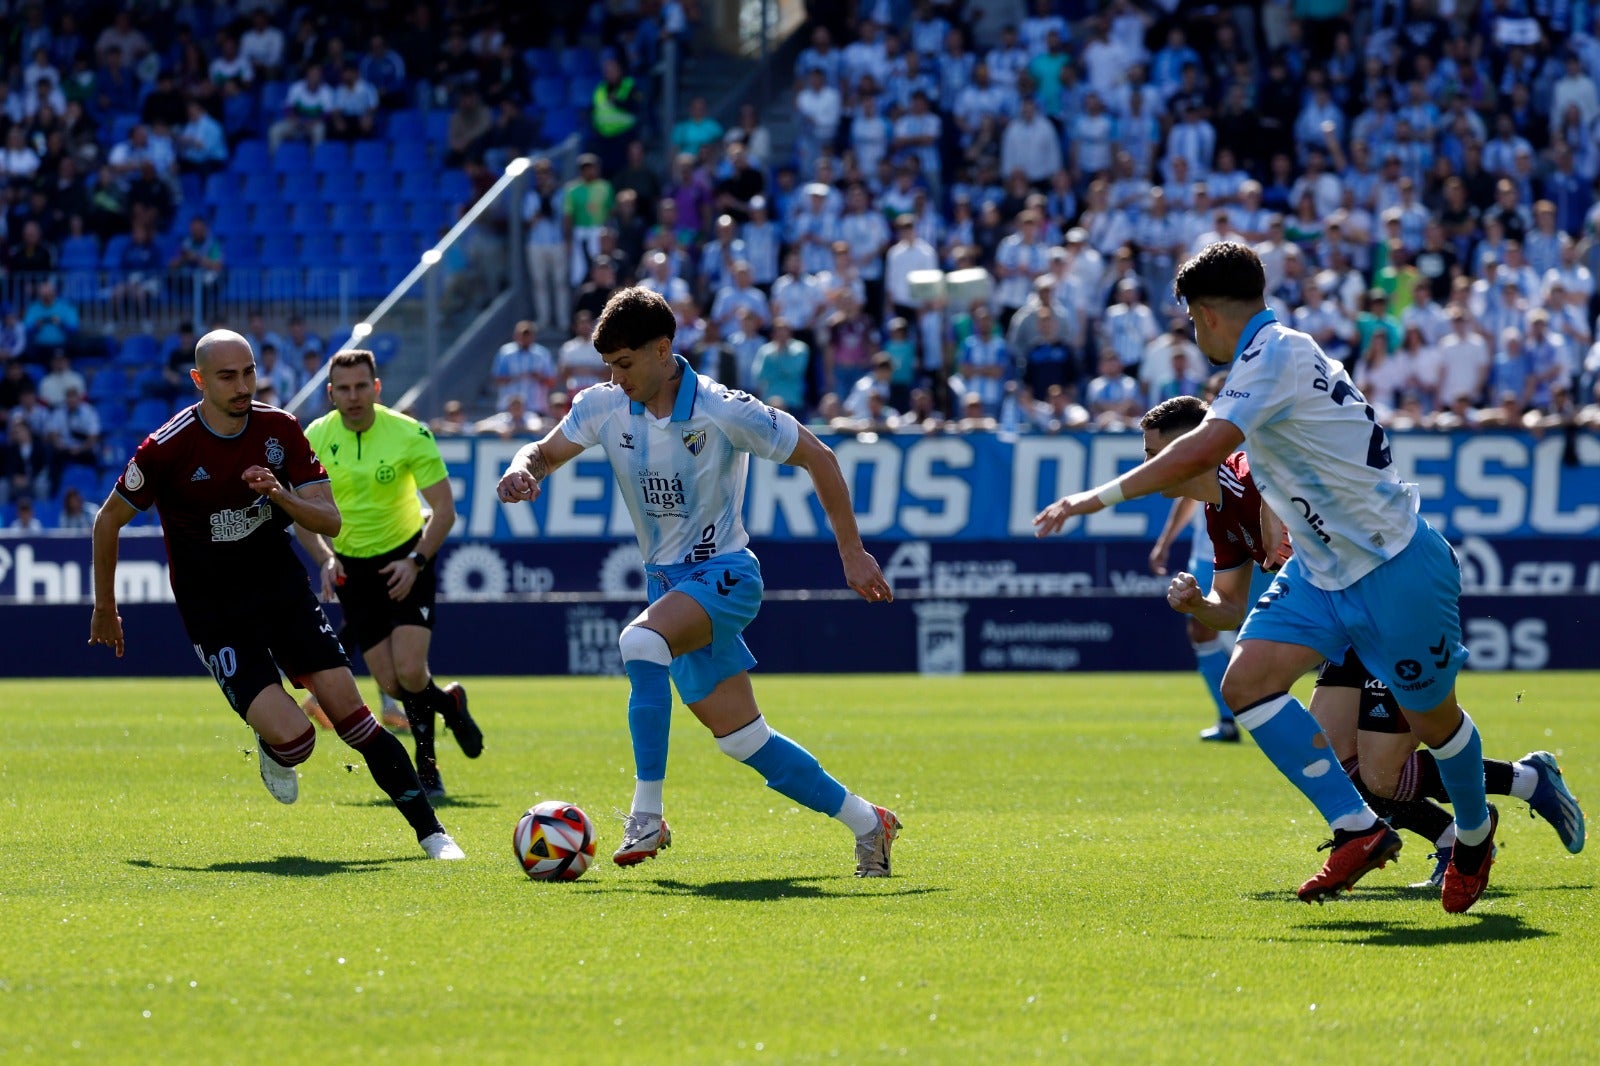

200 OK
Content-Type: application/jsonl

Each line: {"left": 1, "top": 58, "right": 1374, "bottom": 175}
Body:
{"left": 256, "top": 736, "right": 299, "bottom": 804}
{"left": 420, "top": 831, "right": 466, "bottom": 860}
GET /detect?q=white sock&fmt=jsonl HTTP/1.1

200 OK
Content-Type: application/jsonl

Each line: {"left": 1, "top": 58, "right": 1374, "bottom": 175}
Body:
{"left": 835, "top": 793, "right": 880, "bottom": 836}
{"left": 1510, "top": 762, "right": 1538, "bottom": 801}
{"left": 1329, "top": 811, "right": 1380, "bottom": 833}
{"left": 632, "top": 778, "right": 664, "bottom": 817}
{"left": 1436, "top": 824, "right": 1458, "bottom": 849}
{"left": 1455, "top": 816, "right": 1492, "bottom": 847}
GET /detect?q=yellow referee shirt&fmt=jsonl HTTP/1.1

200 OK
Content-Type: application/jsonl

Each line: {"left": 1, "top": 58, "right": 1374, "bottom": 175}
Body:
{"left": 305, "top": 405, "right": 450, "bottom": 559}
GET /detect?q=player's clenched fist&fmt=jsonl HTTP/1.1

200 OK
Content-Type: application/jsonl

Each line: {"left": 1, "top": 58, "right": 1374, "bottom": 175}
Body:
{"left": 1166, "top": 571, "right": 1203, "bottom": 614}
{"left": 497, "top": 467, "right": 542, "bottom": 503}
{"left": 242, "top": 465, "right": 285, "bottom": 497}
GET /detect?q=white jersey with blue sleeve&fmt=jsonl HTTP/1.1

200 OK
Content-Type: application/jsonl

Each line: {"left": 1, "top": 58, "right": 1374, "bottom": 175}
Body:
{"left": 557, "top": 356, "right": 801, "bottom": 566}
{"left": 1204, "top": 309, "right": 1419, "bottom": 591}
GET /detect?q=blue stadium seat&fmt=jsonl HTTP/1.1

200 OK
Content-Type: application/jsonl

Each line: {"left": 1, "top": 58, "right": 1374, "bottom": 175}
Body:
{"left": 226, "top": 234, "right": 262, "bottom": 267}
{"left": 310, "top": 140, "right": 351, "bottom": 174}
{"left": 437, "top": 169, "right": 473, "bottom": 206}
{"left": 203, "top": 171, "right": 233, "bottom": 204}
{"left": 425, "top": 109, "right": 450, "bottom": 144}
{"left": 531, "top": 77, "right": 565, "bottom": 110}
{"left": 59, "top": 467, "right": 102, "bottom": 501}
{"left": 302, "top": 232, "right": 338, "bottom": 262}
{"left": 98, "top": 234, "right": 131, "bottom": 270}
{"left": 394, "top": 167, "right": 436, "bottom": 203}
{"left": 327, "top": 200, "right": 369, "bottom": 236}
{"left": 567, "top": 77, "right": 599, "bottom": 107}
{"left": 259, "top": 232, "right": 298, "bottom": 267}
{"left": 89, "top": 366, "right": 129, "bottom": 401}
{"left": 130, "top": 398, "right": 171, "bottom": 430}
{"left": 284, "top": 201, "right": 325, "bottom": 235}
{"left": 231, "top": 140, "right": 269, "bottom": 173}
{"left": 351, "top": 140, "right": 390, "bottom": 174}
{"left": 366, "top": 332, "right": 402, "bottom": 365}
{"left": 388, "top": 109, "right": 427, "bottom": 144}
{"left": 94, "top": 401, "right": 129, "bottom": 434}
{"left": 375, "top": 229, "right": 421, "bottom": 267}
{"left": 259, "top": 80, "right": 289, "bottom": 123}
{"left": 238, "top": 170, "right": 277, "bottom": 205}
{"left": 538, "top": 107, "right": 583, "bottom": 146}
{"left": 523, "top": 47, "right": 558, "bottom": 75}
{"left": 355, "top": 264, "right": 389, "bottom": 298}
{"left": 223, "top": 89, "right": 259, "bottom": 140}
{"left": 281, "top": 169, "right": 319, "bottom": 201}
{"left": 109, "top": 113, "right": 141, "bottom": 147}
{"left": 131, "top": 365, "right": 167, "bottom": 397}
{"left": 60, "top": 236, "right": 101, "bottom": 271}
{"left": 179, "top": 171, "right": 204, "bottom": 209}
{"left": 558, "top": 49, "right": 599, "bottom": 77}
{"left": 320, "top": 169, "right": 361, "bottom": 204}
{"left": 370, "top": 200, "right": 411, "bottom": 230}
{"left": 117, "top": 333, "right": 160, "bottom": 367}
{"left": 272, "top": 140, "right": 311, "bottom": 173}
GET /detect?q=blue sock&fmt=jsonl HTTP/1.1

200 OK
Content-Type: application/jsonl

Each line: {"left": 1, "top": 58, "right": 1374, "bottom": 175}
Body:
{"left": 718, "top": 718, "right": 847, "bottom": 816}
{"left": 1235, "top": 693, "right": 1371, "bottom": 828}
{"left": 1431, "top": 711, "right": 1491, "bottom": 841}
{"left": 1193, "top": 638, "right": 1232, "bottom": 722}
{"left": 624, "top": 659, "right": 671, "bottom": 782}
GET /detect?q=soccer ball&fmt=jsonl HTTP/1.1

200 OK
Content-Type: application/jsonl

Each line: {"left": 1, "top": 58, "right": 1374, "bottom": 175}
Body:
{"left": 514, "top": 801, "right": 597, "bottom": 881}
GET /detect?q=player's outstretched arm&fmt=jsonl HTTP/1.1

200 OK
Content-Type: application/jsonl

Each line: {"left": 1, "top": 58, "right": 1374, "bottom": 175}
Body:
{"left": 1034, "top": 418, "right": 1243, "bottom": 536}
{"left": 783, "top": 426, "right": 893, "bottom": 603}
{"left": 1166, "top": 562, "right": 1254, "bottom": 632}
{"left": 89, "top": 492, "right": 139, "bottom": 657}
{"left": 497, "top": 429, "right": 586, "bottom": 504}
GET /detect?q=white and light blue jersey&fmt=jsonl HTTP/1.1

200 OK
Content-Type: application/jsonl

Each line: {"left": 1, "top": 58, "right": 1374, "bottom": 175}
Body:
{"left": 1205, "top": 309, "right": 1420, "bottom": 591}
{"left": 558, "top": 356, "right": 801, "bottom": 566}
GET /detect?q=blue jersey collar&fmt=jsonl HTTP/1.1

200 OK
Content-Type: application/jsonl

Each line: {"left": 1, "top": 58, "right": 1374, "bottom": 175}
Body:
{"left": 629, "top": 355, "right": 698, "bottom": 421}
{"left": 1234, "top": 307, "right": 1278, "bottom": 362}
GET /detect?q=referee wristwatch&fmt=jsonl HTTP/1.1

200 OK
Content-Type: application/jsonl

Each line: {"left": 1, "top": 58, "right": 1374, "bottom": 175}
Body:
{"left": 408, "top": 550, "right": 430, "bottom": 569}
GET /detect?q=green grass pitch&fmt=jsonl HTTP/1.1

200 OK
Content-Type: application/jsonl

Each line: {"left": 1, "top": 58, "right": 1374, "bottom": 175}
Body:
{"left": 1, "top": 673, "right": 1594, "bottom": 1063}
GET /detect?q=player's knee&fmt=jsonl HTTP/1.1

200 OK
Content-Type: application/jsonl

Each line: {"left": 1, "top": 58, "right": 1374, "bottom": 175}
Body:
{"left": 394, "top": 664, "right": 429, "bottom": 693}
{"left": 619, "top": 624, "right": 672, "bottom": 667}
{"left": 1218, "top": 670, "right": 1257, "bottom": 714}
{"left": 715, "top": 715, "right": 771, "bottom": 761}
{"left": 1359, "top": 768, "right": 1398, "bottom": 799}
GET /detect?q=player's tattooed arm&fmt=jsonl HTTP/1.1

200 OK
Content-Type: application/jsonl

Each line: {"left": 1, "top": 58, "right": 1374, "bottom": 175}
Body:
{"left": 498, "top": 429, "right": 586, "bottom": 503}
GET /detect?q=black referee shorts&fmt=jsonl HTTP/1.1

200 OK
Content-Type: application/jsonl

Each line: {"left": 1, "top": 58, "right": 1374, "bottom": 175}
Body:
{"left": 179, "top": 577, "right": 350, "bottom": 718}
{"left": 334, "top": 531, "right": 438, "bottom": 653}
{"left": 1315, "top": 647, "right": 1409, "bottom": 735}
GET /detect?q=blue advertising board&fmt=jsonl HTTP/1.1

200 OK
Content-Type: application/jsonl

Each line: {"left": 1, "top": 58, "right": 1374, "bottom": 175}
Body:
{"left": 432, "top": 429, "right": 1600, "bottom": 542}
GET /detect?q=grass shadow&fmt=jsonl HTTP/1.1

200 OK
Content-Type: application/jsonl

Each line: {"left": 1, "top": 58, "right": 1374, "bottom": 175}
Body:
{"left": 343, "top": 797, "right": 499, "bottom": 810}
{"left": 127, "top": 855, "right": 421, "bottom": 877}
{"left": 571, "top": 875, "right": 948, "bottom": 902}
{"left": 1279, "top": 912, "right": 1555, "bottom": 947}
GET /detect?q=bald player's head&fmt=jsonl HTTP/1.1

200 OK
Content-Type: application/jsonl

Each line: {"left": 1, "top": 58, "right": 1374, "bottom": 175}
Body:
{"left": 194, "top": 328, "right": 253, "bottom": 369}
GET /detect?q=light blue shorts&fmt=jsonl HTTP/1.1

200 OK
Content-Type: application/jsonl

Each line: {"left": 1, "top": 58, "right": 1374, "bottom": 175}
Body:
{"left": 1238, "top": 522, "right": 1468, "bottom": 711}
{"left": 646, "top": 549, "right": 763, "bottom": 705}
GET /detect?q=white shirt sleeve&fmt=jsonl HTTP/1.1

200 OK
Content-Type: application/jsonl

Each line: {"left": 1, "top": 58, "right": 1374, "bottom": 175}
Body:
{"left": 557, "top": 382, "right": 622, "bottom": 448}
{"left": 703, "top": 381, "right": 800, "bottom": 462}
{"left": 1204, "top": 329, "right": 1302, "bottom": 437}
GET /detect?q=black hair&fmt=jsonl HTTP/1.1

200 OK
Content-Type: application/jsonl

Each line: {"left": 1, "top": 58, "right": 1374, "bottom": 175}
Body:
{"left": 593, "top": 286, "right": 677, "bottom": 355}
{"left": 1172, "top": 241, "right": 1266, "bottom": 307}
{"left": 1139, "top": 395, "right": 1208, "bottom": 436}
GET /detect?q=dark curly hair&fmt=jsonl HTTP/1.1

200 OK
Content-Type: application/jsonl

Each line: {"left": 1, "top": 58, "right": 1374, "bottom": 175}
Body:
{"left": 593, "top": 286, "right": 678, "bottom": 355}
{"left": 1139, "top": 395, "right": 1208, "bottom": 436}
{"left": 1173, "top": 241, "right": 1266, "bottom": 307}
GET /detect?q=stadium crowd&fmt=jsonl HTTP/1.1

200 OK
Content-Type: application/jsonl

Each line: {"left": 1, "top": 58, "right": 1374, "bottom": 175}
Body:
{"left": 0, "top": 1, "right": 689, "bottom": 531}
{"left": 494, "top": 0, "right": 1600, "bottom": 446}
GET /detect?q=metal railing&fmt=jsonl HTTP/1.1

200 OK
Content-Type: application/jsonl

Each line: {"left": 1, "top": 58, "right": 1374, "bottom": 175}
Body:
{"left": 1, "top": 268, "right": 355, "bottom": 337}
{"left": 290, "top": 134, "right": 583, "bottom": 421}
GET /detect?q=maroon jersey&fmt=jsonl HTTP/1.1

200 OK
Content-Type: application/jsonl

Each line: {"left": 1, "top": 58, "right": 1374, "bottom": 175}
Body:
{"left": 115, "top": 402, "right": 328, "bottom": 594}
{"left": 1206, "top": 451, "right": 1290, "bottom": 573}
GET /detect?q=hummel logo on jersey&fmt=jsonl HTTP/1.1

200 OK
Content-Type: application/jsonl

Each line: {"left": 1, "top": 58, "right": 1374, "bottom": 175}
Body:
{"left": 191, "top": 466, "right": 211, "bottom": 481}
{"left": 619, "top": 432, "right": 635, "bottom": 449}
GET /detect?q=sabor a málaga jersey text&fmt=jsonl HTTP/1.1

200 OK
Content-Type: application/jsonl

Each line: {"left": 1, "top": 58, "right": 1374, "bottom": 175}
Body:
{"left": 557, "top": 359, "right": 801, "bottom": 567}
{"left": 1204, "top": 309, "right": 1419, "bottom": 591}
